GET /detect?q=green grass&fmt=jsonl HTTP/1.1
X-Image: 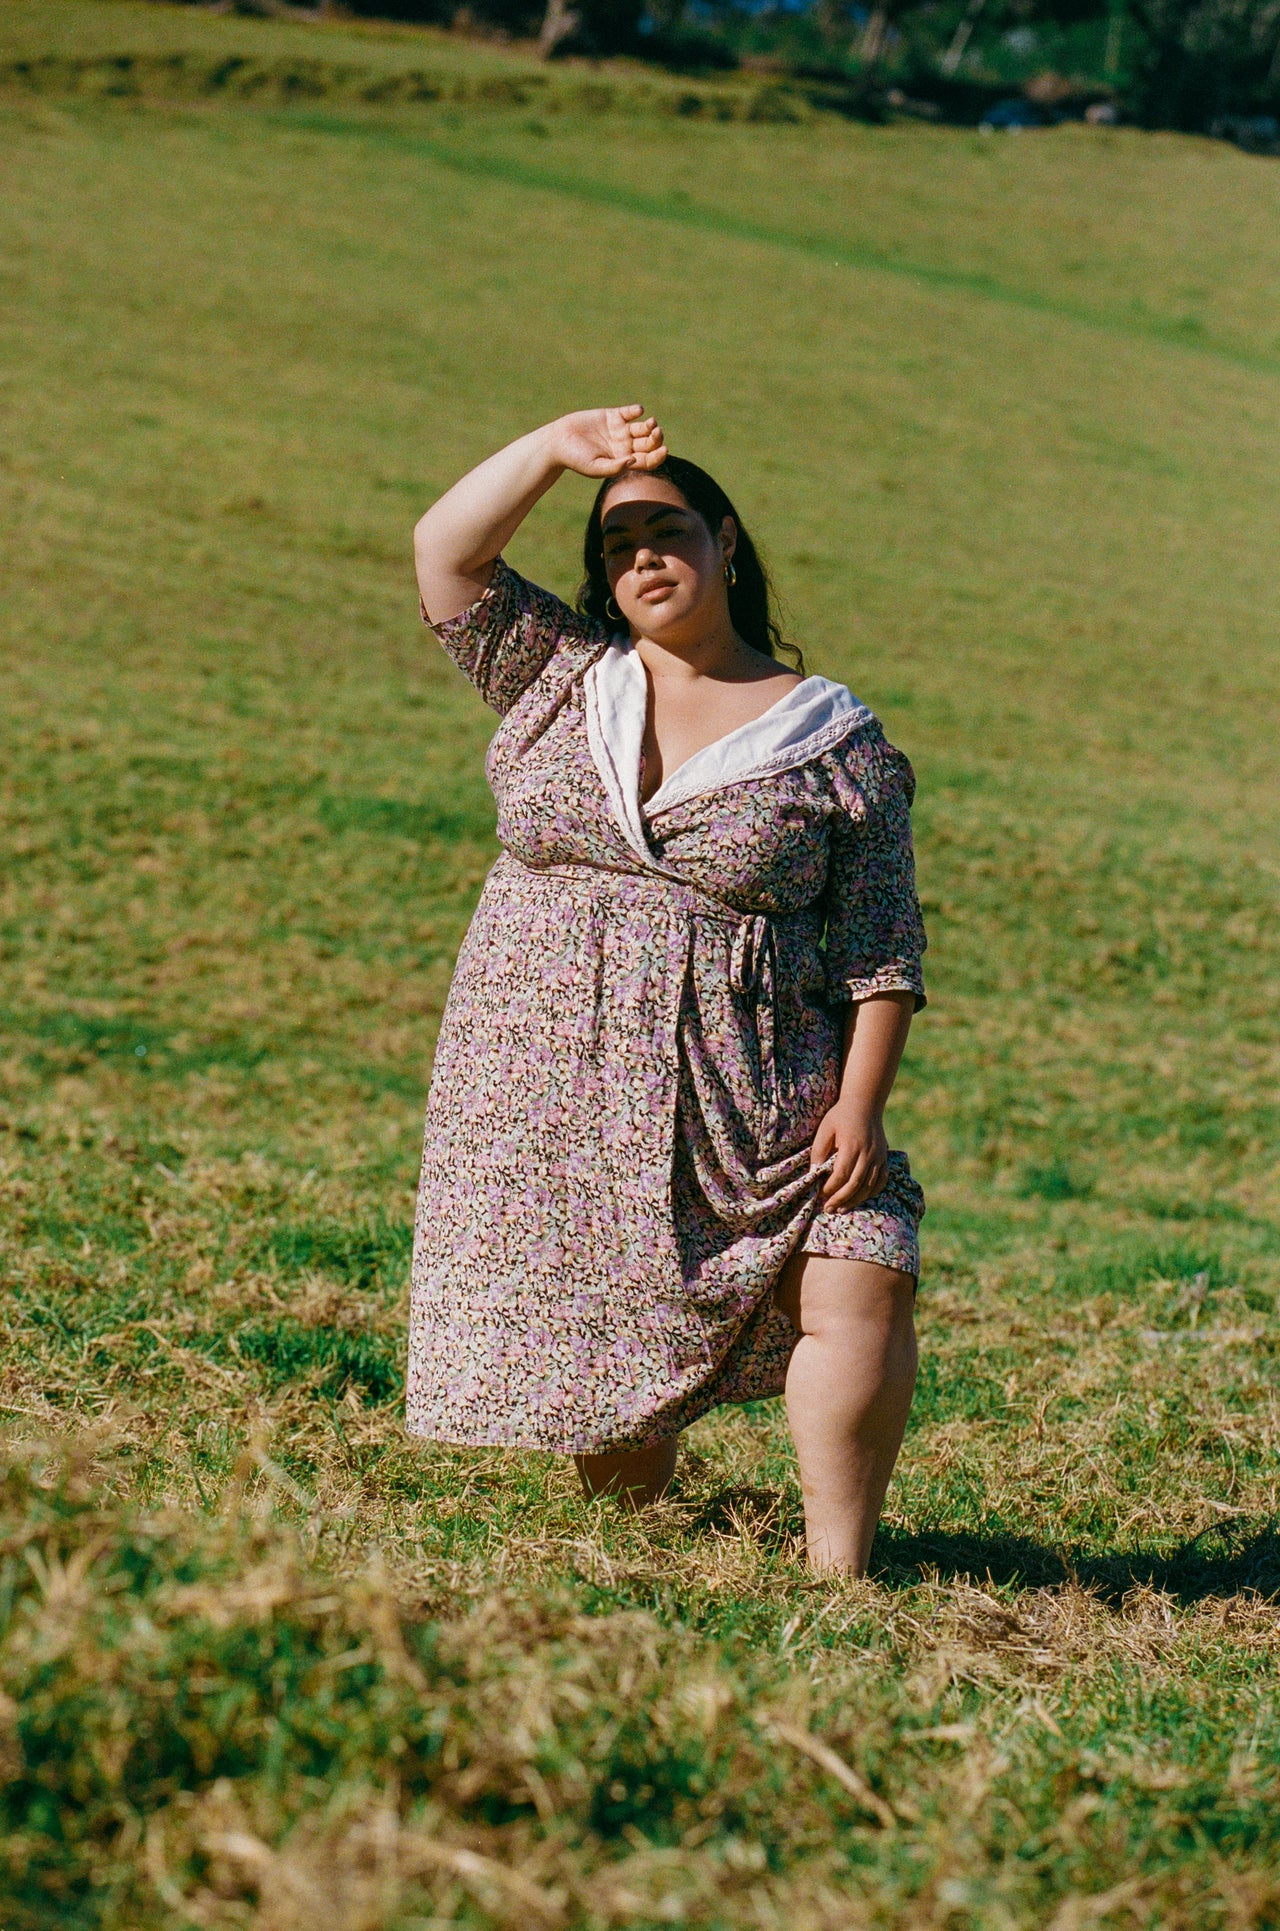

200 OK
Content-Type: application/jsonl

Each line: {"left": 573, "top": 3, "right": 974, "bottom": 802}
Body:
{"left": 1, "top": 2, "right": 1279, "bottom": 1924}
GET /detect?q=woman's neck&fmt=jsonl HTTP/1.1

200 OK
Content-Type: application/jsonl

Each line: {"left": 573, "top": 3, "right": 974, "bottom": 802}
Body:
{"left": 634, "top": 621, "right": 783, "bottom": 688}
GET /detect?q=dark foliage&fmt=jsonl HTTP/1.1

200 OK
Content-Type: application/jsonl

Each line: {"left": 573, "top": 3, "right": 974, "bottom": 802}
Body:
{"left": 634, "top": 22, "right": 739, "bottom": 68}
{"left": 550, "top": 0, "right": 650, "bottom": 54}
{"left": 161, "top": 0, "right": 1280, "bottom": 129}
{"left": 1124, "top": 0, "right": 1280, "bottom": 126}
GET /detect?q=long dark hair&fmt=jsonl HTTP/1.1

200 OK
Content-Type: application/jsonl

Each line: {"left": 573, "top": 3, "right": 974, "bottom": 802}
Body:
{"left": 577, "top": 455, "right": 804, "bottom": 672}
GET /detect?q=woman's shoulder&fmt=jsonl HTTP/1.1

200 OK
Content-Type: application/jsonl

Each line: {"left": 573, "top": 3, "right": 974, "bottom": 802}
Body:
{"left": 430, "top": 557, "right": 607, "bottom": 648}
{"left": 789, "top": 674, "right": 883, "bottom": 762}
{"left": 812, "top": 694, "right": 916, "bottom": 807}
{"left": 427, "top": 557, "right": 610, "bottom": 716}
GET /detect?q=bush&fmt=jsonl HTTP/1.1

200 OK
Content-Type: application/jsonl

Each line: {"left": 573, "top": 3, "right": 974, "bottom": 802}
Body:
{"left": 1115, "top": 0, "right": 1280, "bottom": 126}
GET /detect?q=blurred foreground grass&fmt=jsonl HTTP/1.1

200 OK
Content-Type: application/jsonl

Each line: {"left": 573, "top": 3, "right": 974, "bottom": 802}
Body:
{"left": 0, "top": 3, "right": 1278, "bottom": 1925}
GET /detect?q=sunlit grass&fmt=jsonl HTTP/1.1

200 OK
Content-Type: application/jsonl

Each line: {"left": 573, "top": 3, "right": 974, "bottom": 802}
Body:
{"left": 1, "top": 4, "right": 1278, "bottom": 1924}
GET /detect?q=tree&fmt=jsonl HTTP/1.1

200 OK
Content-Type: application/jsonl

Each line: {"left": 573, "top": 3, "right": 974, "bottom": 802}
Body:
{"left": 1123, "top": 0, "right": 1280, "bottom": 123}
{"left": 537, "top": 0, "right": 645, "bottom": 54}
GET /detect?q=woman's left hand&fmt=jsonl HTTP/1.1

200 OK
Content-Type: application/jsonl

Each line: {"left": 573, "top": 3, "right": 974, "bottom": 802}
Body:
{"left": 809, "top": 1101, "right": 889, "bottom": 1212}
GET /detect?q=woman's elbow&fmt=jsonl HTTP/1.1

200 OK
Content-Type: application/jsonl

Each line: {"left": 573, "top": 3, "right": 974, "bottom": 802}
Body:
{"left": 413, "top": 509, "right": 436, "bottom": 562}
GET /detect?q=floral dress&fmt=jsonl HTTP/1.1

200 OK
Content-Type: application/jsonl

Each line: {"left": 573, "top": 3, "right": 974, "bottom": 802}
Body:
{"left": 407, "top": 561, "right": 927, "bottom": 1454}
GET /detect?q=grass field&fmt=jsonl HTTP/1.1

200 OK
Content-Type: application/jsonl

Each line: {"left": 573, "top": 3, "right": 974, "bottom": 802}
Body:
{"left": 2, "top": 3, "right": 1279, "bottom": 1925}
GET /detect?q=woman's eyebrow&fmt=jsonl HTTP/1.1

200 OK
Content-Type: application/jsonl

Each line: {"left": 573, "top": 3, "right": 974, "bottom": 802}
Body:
{"left": 602, "top": 508, "right": 687, "bottom": 534}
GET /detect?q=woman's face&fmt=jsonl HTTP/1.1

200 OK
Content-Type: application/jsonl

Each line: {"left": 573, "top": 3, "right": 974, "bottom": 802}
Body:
{"left": 599, "top": 476, "right": 734, "bottom": 642}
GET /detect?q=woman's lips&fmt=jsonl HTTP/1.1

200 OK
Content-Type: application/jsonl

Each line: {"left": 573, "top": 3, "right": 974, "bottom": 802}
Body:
{"left": 637, "top": 580, "right": 675, "bottom": 602}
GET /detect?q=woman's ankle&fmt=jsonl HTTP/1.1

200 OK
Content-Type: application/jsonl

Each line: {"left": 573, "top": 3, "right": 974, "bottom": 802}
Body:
{"left": 574, "top": 1437, "right": 678, "bottom": 1506}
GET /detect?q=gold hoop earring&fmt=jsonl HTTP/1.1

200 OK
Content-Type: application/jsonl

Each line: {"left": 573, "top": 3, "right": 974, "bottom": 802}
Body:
{"left": 724, "top": 559, "right": 737, "bottom": 588}
{"left": 605, "top": 595, "right": 622, "bottom": 622}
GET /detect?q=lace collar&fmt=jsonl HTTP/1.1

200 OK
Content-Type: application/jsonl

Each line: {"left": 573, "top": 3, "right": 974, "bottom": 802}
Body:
{"left": 583, "top": 639, "right": 871, "bottom": 864}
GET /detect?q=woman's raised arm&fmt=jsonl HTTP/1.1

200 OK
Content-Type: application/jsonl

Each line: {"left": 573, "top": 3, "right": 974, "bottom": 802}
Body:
{"left": 413, "top": 406, "right": 667, "bottom": 626}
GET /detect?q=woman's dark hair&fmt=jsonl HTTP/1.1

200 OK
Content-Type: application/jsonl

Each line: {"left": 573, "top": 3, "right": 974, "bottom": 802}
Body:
{"left": 577, "top": 455, "right": 803, "bottom": 672}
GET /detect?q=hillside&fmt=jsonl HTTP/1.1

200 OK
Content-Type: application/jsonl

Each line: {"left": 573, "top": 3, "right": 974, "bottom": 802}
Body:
{"left": 1, "top": 4, "right": 1278, "bottom": 1925}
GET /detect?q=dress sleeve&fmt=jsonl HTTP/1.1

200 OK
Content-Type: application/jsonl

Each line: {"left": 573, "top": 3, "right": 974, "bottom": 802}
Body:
{"left": 821, "top": 728, "right": 927, "bottom": 1009}
{"left": 423, "top": 557, "right": 603, "bottom": 716}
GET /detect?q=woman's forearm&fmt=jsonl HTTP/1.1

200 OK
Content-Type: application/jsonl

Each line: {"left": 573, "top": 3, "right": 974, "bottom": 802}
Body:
{"left": 837, "top": 991, "right": 915, "bottom": 1117}
{"left": 413, "top": 407, "right": 666, "bottom": 626}
{"left": 809, "top": 991, "right": 915, "bottom": 1208}
{"left": 413, "top": 421, "right": 565, "bottom": 623}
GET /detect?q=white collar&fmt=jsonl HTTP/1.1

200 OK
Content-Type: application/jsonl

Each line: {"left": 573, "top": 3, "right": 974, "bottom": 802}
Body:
{"left": 584, "top": 639, "right": 871, "bottom": 865}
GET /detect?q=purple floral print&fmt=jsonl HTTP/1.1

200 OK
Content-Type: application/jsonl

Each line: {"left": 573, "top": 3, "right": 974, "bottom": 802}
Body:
{"left": 407, "top": 562, "right": 927, "bottom": 1453}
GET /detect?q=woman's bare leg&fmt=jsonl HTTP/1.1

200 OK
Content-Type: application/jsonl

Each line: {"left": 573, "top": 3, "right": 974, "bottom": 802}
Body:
{"left": 775, "top": 1253, "right": 917, "bottom": 1575}
{"left": 574, "top": 1436, "right": 678, "bottom": 1507}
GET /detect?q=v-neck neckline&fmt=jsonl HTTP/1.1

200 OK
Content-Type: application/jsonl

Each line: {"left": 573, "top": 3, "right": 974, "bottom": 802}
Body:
{"left": 638, "top": 671, "right": 813, "bottom": 810}
{"left": 583, "top": 640, "right": 872, "bottom": 866}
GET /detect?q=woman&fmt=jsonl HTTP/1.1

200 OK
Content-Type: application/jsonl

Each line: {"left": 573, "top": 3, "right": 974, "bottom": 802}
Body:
{"left": 409, "top": 404, "right": 926, "bottom": 1575}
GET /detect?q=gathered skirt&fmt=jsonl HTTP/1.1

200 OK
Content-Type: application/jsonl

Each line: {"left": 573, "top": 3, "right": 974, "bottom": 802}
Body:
{"left": 407, "top": 854, "right": 923, "bottom": 1453}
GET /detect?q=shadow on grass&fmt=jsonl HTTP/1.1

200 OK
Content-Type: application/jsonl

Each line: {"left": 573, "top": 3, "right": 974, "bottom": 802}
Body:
{"left": 873, "top": 1521, "right": 1280, "bottom": 1606}
{"left": 676, "top": 1483, "right": 1280, "bottom": 1607}
{"left": 693, "top": 1484, "right": 793, "bottom": 1541}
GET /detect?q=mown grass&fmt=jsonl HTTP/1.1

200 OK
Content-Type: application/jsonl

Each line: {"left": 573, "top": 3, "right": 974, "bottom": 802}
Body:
{"left": 0, "top": 0, "right": 839, "bottom": 123}
{"left": 1, "top": 2, "right": 1278, "bottom": 1925}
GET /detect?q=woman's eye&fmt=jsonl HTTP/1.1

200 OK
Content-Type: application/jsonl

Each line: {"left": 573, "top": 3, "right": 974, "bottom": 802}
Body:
{"left": 605, "top": 522, "right": 684, "bottom": 557}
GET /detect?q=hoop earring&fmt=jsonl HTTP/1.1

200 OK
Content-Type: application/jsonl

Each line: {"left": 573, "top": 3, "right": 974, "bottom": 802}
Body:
{"left": 724, "top": 559, "right": 737, "bottom": 588}
{"left": 605, "top": 595, "right": 622, "bottom": 622}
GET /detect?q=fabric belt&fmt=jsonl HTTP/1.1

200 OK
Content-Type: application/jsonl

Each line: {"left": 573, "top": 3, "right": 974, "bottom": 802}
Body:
{"left": 729, "top": 912, "right": 785, "bottom": 1147}
{"left": 501, "top": 853, "right": 794, "bottom": 1144}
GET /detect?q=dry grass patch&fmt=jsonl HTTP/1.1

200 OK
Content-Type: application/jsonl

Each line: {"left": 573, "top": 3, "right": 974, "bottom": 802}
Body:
{"left": 4, "top": 1434, "right": 1280, "bottom": 1930}
{"left": 1, "top": 6, "right": 1278, "bottom": 1923}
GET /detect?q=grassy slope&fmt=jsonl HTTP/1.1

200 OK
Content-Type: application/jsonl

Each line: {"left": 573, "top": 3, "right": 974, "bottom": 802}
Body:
{"left": 1, "top": 3, "right": 1279, "bottom": 1925}
{"left": 0, "top": 0, "right": 542, "bottom": 73}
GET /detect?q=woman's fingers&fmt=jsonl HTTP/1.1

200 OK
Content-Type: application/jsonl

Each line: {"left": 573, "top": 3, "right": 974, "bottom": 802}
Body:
{"left": 819, "top": 1142, "right": 857, "bottom": 1198}
{"left": 808, "top": 1116, "right": 837, "bottom": 1172}
{"left": 588, "top": 406, "right": 667, "bottom": 475}
{"left": 626, "top": 418, "right": 666, "bottom": 469}
{"left": 824, "top": 1156, "right": 887, "bottom": 1212}
{"left": 603, "top": 405, "right": 642, "bottom": 451}
{"left": 630, "top": 440, "right": 669, "bottom": 473}
{"left": 809, "top": 1107, "right": 890, "bottom": 1213}
{"left": 608, "top": 405, "right": 650, "bottom": 444}
{"left": 821, "top": 1134, "right": 885, "bottom": 1207}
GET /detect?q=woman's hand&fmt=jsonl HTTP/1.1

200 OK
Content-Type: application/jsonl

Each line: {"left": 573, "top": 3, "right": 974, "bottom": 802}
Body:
{"left": 809, "top": 1101, "right": 890, "bottom": 1213}
{"left": 414, "top": 408, "right": 666, "bottom": 628}
{"left": 549, "top": 406, "right": 668, "bottom": 480}
{"left": 809, "top": 993, "right": 913, "bottom": 1213}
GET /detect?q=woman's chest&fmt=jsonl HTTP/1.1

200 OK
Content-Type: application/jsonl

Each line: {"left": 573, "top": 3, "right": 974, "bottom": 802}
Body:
{"left": 640, "top": 672, "right": 803, "bottom": 802}
{"left": 488, "top": 682, "right": 834, "bottom": 913}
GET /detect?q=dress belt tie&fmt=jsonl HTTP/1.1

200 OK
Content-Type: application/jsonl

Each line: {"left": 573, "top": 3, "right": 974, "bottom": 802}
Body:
{"left": 730, "top": 913, "right": 787, "bottom": 1150}
{"left": 578, "top": 887, "right": 792, "bottom": 1153}
{"left": 728, "top": 913, "right": 770, "bottom": 996}
{"left": 586, "top": 898, "right": 607, "bottom": 1054}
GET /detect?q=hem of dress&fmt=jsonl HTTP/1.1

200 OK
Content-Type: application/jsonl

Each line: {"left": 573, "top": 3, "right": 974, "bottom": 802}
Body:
{"left": 405, "top": 1419, "right": 694, "bottom": 1454}
{"left": 799, "top": 1230, "right": 921, "bottom": 1277}
{"left": 405, "top": 1370, "right": 795, "bottom": 1455}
